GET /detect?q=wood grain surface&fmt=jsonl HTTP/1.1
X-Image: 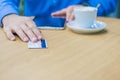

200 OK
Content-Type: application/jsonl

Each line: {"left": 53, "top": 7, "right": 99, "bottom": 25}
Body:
{"left": 0, "top": 17, "right": 120, "bottom": 80}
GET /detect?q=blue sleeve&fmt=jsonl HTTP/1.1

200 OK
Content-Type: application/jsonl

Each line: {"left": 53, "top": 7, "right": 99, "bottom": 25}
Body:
{"left": 0, "top": 0, "right": 20, "bottom": 27}
{"left": 87, "top": 0, "right": 117, "bottom": 16}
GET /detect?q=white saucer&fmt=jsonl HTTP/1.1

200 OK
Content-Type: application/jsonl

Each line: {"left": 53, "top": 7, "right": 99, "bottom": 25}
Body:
{"left": 66, "top": 20, "right": 106, "bottom": 34}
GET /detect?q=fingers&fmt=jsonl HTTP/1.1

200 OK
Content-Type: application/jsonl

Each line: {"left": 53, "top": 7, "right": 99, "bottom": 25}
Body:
{"left": 20, "top": 24, "right": 37, "bottom": 42}
{"left": 4, "top": 27, "right": 16, "bottom": 41}
{"left": 29, "top": 16, "right": 35, "bottom": 20}
{"left": 67, "top": 12, "right": 74, "bottom": 22}
{"left": 3, "top": 19, "right": 42, "bottom": 42}
{"left": 25, "top": 21, "right": 42, "bottom": 42}
{"left": 51, "top": 9, "right": 66, "bottom": 18}
{"left": 66, "top": 6, "right": 75, "bottom": 22}
{"left": 14, "top": 26, "right": 29, "bottom": 42}
{"left": 51, "top": 6, "right": 75, "bottom": 22}
{"left": 66, "top": 5, "right": 83, "bottom": 22}
{"left": 2, "top": 15, "right": 42, "bottom": 42}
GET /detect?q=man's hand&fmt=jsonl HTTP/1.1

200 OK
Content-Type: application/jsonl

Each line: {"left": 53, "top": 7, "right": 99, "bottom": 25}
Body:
{"left": 51, "top": 5, "right": 83, "bottom": 22}
{"left": 2, "top": 14, "right": 42, "bottom": 42}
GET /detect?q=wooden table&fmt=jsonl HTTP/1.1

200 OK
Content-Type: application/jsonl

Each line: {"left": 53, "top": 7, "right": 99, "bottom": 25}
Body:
{"left": 0, "top": 17, "right": 120, "bottom": 80}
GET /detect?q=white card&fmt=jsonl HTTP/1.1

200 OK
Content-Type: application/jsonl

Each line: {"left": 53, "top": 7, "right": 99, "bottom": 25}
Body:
{"left": 28, "top": 39, "right": 48, "bottom": 49}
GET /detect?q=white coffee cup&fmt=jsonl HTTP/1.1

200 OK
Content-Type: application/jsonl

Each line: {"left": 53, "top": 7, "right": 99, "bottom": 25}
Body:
{"left": 74, "top": 6, "right": 97, "bottom": 28}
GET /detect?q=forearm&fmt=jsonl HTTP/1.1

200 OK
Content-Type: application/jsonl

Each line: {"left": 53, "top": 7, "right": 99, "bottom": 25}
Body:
{"left": 0, "top": 0, "right": 20, "bottom": 27}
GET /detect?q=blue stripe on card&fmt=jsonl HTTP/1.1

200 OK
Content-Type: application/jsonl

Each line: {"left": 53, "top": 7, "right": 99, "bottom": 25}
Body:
{"left": 41, "top": 39, "right": 47, "bottom": 48}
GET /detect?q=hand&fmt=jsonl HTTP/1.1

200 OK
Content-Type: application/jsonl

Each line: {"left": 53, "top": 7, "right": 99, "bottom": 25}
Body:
{"left": 51, "top": 5, "right": 83, "bottom": 22}
{"left": 2, "top": 14, "right": 42, "bottom": 42}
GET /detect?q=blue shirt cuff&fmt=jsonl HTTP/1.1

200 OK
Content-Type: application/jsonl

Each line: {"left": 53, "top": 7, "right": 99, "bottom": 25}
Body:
{"left": 0, "top": 5, "right": 19, "bottom": 27}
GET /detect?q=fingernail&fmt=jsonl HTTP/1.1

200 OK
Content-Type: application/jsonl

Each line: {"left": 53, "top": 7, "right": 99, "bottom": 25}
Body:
{"left": 23, "top": 37, "right": 29, "bottom": 42}
{"left": 66, "top": 19, "right": 69, "bottom": 22}
{"left": 10, "top": 37, "right": 15, "bottom": 41}
{"left": 32, "top": 37, "right": 37, "bottom": 42}
{"left": 38, "top": 36, "right": 42, "bottom": 40}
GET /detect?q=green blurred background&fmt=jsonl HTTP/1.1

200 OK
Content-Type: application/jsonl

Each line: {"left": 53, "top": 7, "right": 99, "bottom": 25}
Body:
{"left": 19, "top": 0, "right": 120, "bottom": 18}
{"left": 19, "top": 0, "right": 24, "bottom": 15}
